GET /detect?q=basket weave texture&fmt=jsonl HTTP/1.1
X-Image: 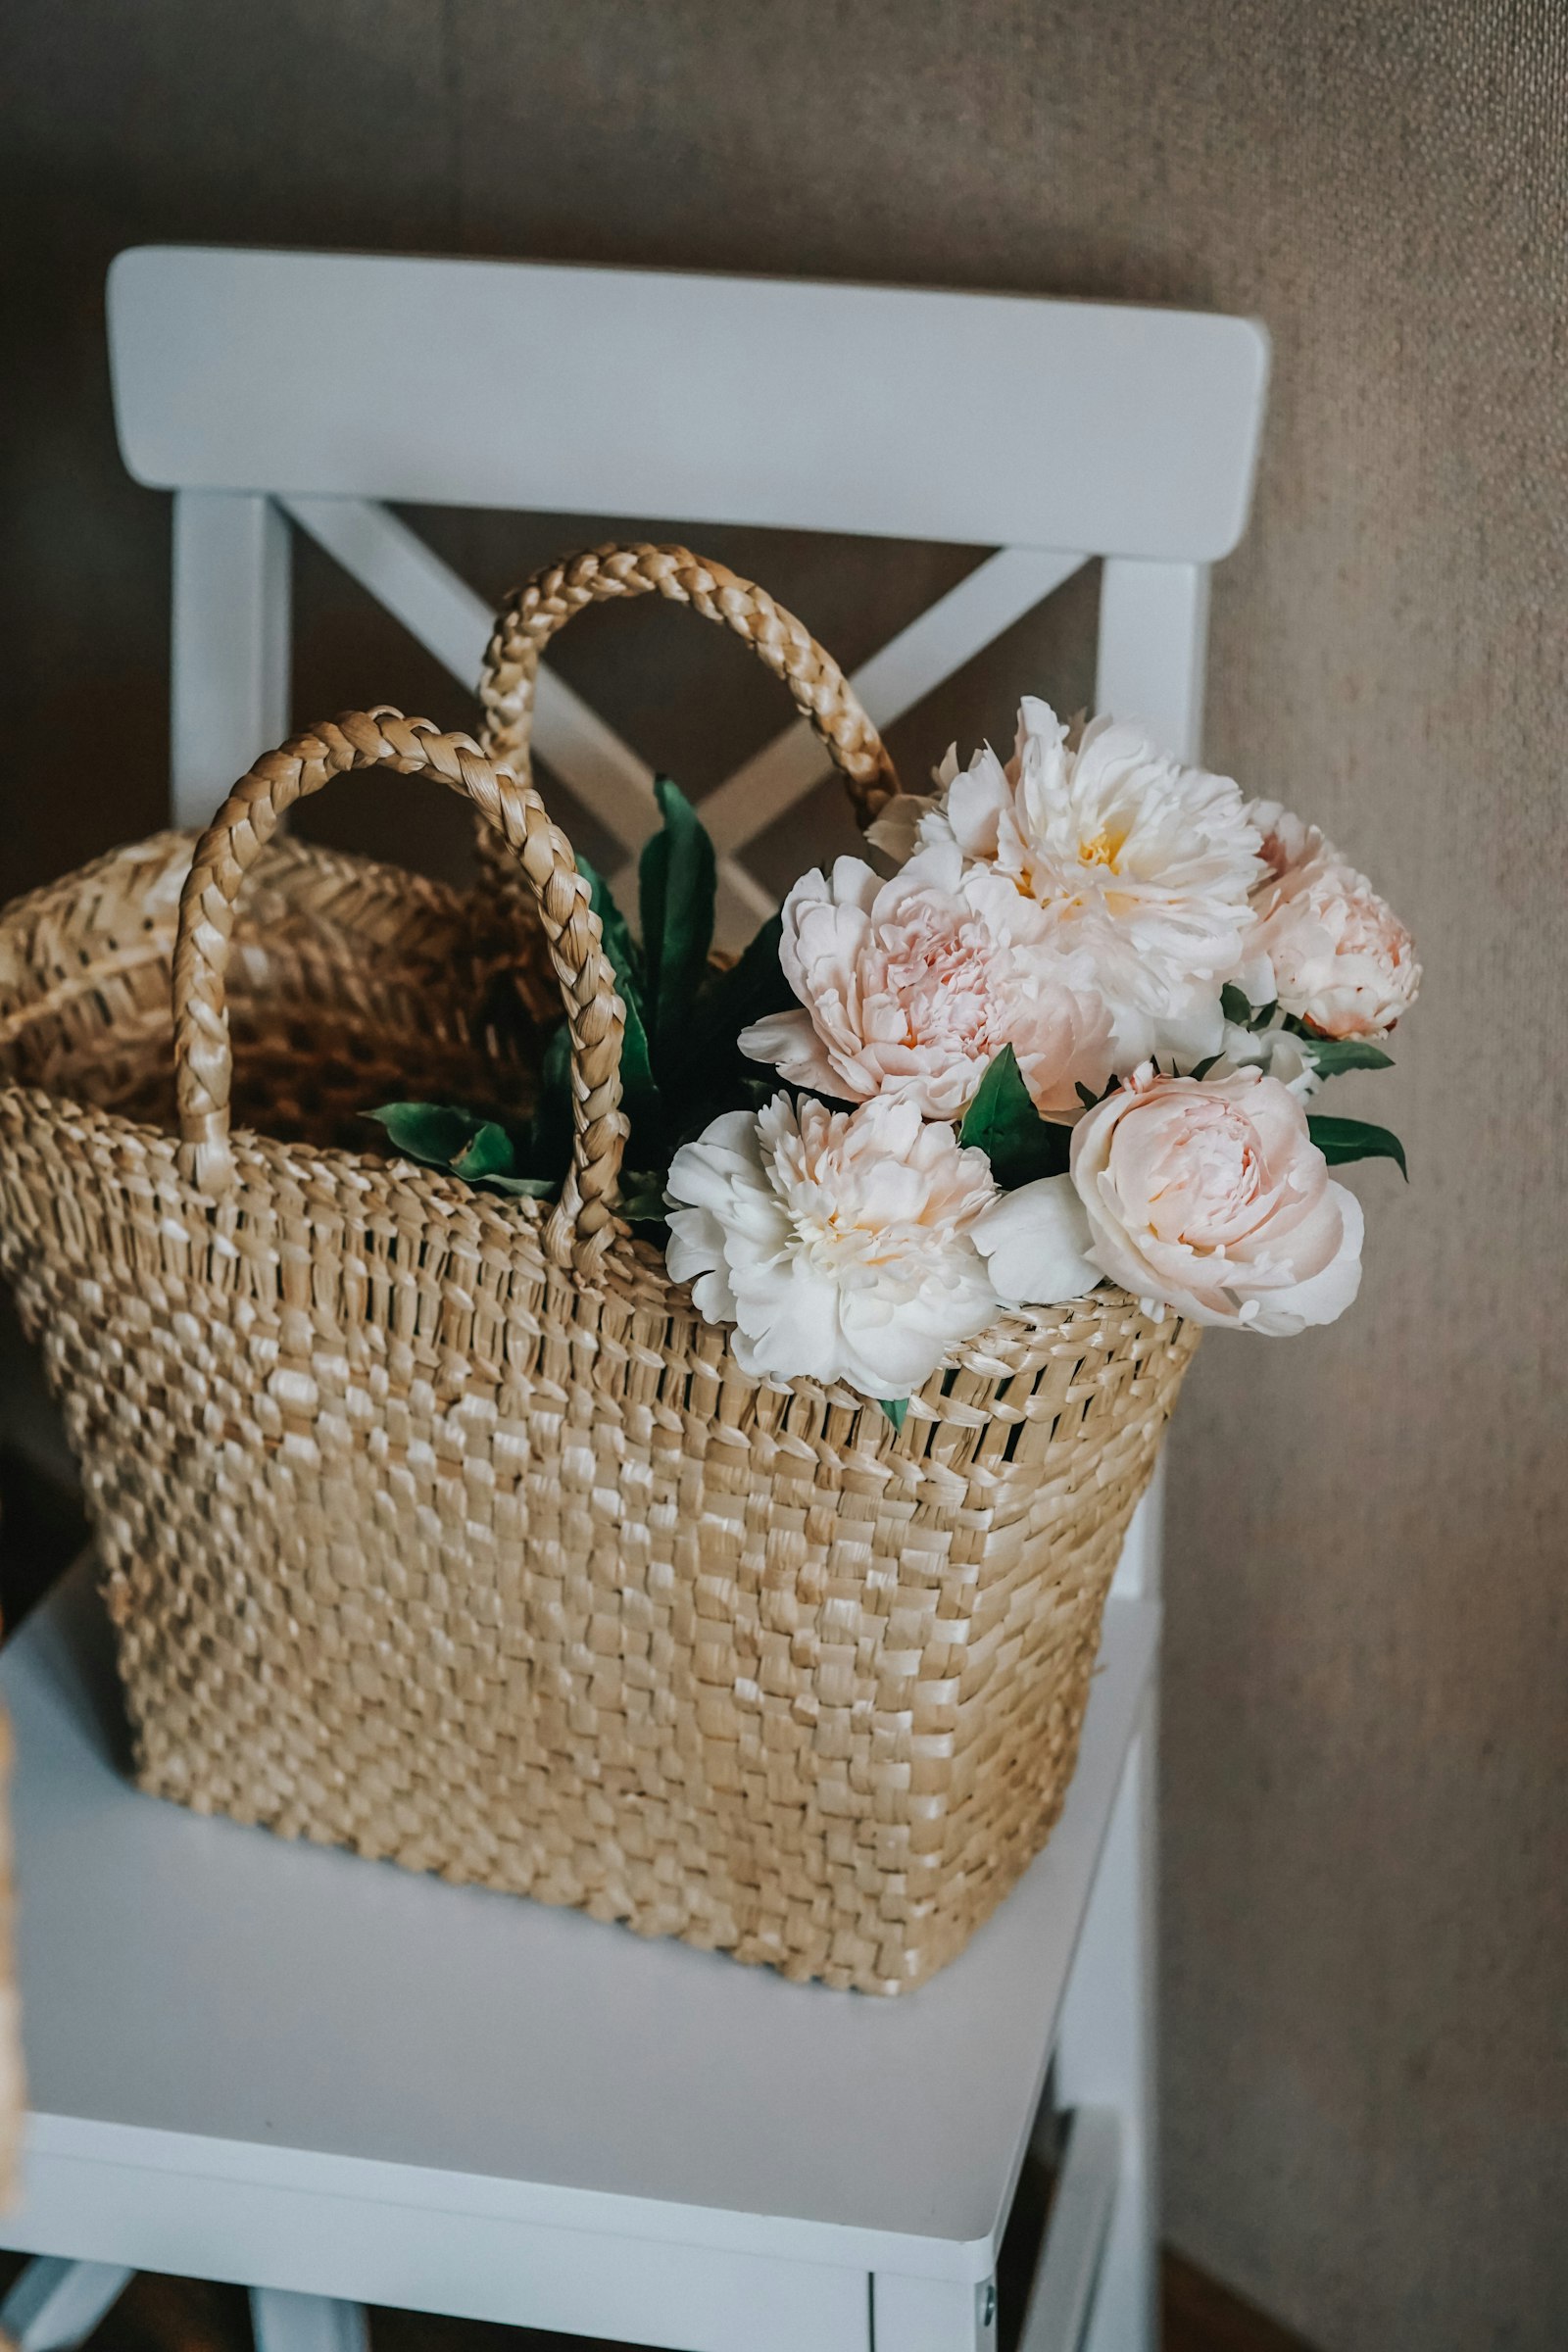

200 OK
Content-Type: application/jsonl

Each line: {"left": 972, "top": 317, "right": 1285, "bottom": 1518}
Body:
{"left": 0, "top": 546, "right": 1195, "bottom": 1993}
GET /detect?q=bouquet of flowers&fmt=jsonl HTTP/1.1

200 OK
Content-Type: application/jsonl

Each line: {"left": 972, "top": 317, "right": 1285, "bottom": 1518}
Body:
{"left": 374, "top": 697, "right": 1418, "bottom": 1425}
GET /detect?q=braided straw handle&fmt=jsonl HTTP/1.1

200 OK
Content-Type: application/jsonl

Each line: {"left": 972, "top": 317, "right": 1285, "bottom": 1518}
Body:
{"left": 172, "top": 708, "right": 627, "bottom": 1274}
{"left": 478, "top": 542, "right": 901, "bottom": 827}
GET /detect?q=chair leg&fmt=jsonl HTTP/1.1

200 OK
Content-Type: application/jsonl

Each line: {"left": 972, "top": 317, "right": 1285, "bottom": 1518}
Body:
{"left": 249, "top": 2289, "right": 368, "bottom": 2352}
{"left": 1054, "top": 1703, "right": 1159, "bottom": 2352}
{"left": 870, "top": 2273, "right": 998, "bottom": 2352}
{"left": 0, "top": 2259, "right": 134, "bottom": 2352}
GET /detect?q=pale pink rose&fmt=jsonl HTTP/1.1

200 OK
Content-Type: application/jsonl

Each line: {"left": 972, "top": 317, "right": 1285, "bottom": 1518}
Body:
{"left": 1239, "top": 805, "right": 1420, "bottom": 1037}
{"left": 1069, "top": 1064, "right": 1363, "bottom": 1335}
{"left": 739, "top": 845, "right": 1116, "bottom": 1122}
{"left": 665, "top": 1093, "right": 1000, "bottom": 1398}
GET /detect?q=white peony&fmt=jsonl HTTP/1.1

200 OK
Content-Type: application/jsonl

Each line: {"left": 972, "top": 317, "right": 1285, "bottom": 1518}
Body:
{"left": 664, "top": 1093, "right": 1002, "bottom": 1399}
{"left": 1068, "top": 1063, "right": 1363, "bottom": 1336}
{"left": 738, "top": 845, "right": 1116, "bottom": 1122}
{"left": 869, "top": 699, "right": 1262, "bottom": 1063}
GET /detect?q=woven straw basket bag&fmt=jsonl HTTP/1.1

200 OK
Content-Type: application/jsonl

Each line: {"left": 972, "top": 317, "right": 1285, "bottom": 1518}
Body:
{"left": 0, "top": 544, "right": 1195, "bottom": 1994}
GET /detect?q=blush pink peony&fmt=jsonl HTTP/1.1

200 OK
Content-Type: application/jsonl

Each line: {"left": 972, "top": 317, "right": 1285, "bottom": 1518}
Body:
{"left": 1239, "top": 800, "right": 1420, "bottom": 1037}
{"left": 1250, "top": 798, "right": 1326, "bottom": 886}
{"left": 1068, "top": 1063, "right": 1363, "bottom": 1335}
{"left": 738, "top": 846, "right": 1116, "bottom": 1121}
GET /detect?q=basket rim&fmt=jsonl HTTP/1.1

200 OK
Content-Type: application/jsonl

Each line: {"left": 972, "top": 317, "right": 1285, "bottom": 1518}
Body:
{"left": 0, "top": 829, "right": 1192, "bottom": 1452}
{"left": 0, "top": 825, "right": 485, "bottom": 950}
{"left": 0, "top": 1067, "right": 1188, "bottom": 1443}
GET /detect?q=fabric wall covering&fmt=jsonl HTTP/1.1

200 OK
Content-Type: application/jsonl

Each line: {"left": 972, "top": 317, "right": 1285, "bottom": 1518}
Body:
{"left": 3, "top": 5, "right": 1563, "bottom": 2344}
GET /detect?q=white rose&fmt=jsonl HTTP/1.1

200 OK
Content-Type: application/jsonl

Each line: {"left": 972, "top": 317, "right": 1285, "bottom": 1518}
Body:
{"left": 739, "top": 845, "right": 1115, "bottom": 1121}
{"left": 664, "top": 1093, "right": 1001, "bottom": 1399}
{"left": 1069, "top": 1063, "right": 1363, "bottom": 1336}
{"left": 870, "top": 698, "right": 1261, "bottom": 1062}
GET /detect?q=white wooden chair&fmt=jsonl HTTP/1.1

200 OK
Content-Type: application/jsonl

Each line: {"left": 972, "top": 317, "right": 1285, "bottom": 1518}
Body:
{"left": 0, "top": 246, "right": 1267, "bottom": 2352}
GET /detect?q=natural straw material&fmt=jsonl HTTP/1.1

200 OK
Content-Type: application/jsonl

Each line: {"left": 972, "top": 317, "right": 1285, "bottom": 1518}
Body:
{"left": 471, "top": 540, "right": 899, "bottom": 958}
{"left": 0, "top": 546, "right": 1195, "bottom": 1993}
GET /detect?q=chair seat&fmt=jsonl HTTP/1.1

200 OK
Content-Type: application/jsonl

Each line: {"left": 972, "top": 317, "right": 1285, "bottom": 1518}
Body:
{"left": 0, "top": 1560, "right": 1154, "bottom": 2344}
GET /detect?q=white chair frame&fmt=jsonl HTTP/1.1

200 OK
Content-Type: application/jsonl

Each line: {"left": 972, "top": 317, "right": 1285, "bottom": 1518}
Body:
{"left": 0, "top": 245, "right": 1266, "bottom": 2352}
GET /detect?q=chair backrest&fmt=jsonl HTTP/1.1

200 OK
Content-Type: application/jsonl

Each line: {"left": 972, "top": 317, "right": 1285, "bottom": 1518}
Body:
{"left": 107, "top": 245, "right": 1267, "bottom": 914}
{"left": 106, "top": 244, "right": 1269, "bottom": 1596}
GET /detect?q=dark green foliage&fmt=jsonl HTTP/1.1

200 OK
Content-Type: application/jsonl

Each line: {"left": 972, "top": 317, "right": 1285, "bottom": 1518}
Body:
{"left": 696, "top": 910, "right": 793, "bottom": 1048}
{"left": 1220, "top": 982, "right": 1272, "bottom": 1030}
{"left": 666, "top": 910, "right": 798, "bottom": 1139}
{"left": 368, "top": 1102, "right": 487, "bottom": 1169}
{"left": 365, "top": 1103, "right": 556, "bottom": 1198}
{"left": 959, "top": 1047, "right": 1073, "bottom": 1188}
{"left": 1295, "top": 1034, "right": 1395, "bottom": 1077}
{"left": 525, "top": 1019, "right": 575, "bottom": 1182}
{"left": 1306, "top": 1114, "right": 1408, "bottom": 1180}
{"left": 576, "top": 852, "right": 662, "bottom": 1145}
{"left": 368, "top": 782, "right": 766, "bottom": 1219}
{"left": 451, "top": 1120, "right": 529, "bottom": 1183}
{"left": 639, "top": 777, "right": 717, "bottom": 1065}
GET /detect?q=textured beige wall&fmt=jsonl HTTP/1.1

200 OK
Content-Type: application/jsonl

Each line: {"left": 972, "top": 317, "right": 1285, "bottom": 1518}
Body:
{"left": 4, "top": 6, "right": 1565, "bottom": 2346}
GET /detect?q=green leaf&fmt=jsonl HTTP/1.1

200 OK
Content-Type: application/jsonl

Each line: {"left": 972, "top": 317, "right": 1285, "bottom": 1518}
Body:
{"left": 612, "top": 1169, "right": 669, "bottom": 1244}
{"left": 368, "top": 1103, "right": 557, "bottom": 1201}
{"left": 603, "top": 981, "right": 660, "bottom": 1135}
{"left": 659, "top": 911, "right": 794, "bottom": 1139}
{"left": 1298, "top": 1036, "right": 1396, "bottom": 1077}
{"left": 1307, "top": 1114, "right": 1408, "bottom": 1180}
{"left": 1221, "top": 983, "right": 1276, "bottom": 1032}
{"left": 1075, "top": 1073, "right": 1122, "bottom": 1111}
{"left": 960, "top": 1047, "right": 1073, "bottom": 1188}
{"left": 706, "top": 911, "right": 794, "bottom": 1046}
{"left": 1189, "top": 1053, "right": 1224, "bottom": 1080}
{"left": 575, "top": 854, "right": 662, "bottom": 1149}
{"left": 616, "top": 993, "right": 660, "bottom": 1119}
{"left": 574, "top": 851, "right": 645, "bottom": 1000}
{"left": 614, "top": 1168, "right": 669, "bottom": 1222}
{"left": 640, "top": 777, "right": 717, "bottom": 1061}
{"left": 451, "top": 1120, "right": 521, "bottom": 1182}
{"left": 368, "top": 1102, "right": 487, "bottom": 1167}
{"left": 879, "top": 1397, "right": 908, "bottom": 1432}
{"left": 527, "top": 1021, "right": 575, "bottom": 1182}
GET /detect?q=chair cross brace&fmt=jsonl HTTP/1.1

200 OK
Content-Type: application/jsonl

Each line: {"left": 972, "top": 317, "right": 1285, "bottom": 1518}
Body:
{"left": 176, "top": 490, "right": 1089, "bottom": 944}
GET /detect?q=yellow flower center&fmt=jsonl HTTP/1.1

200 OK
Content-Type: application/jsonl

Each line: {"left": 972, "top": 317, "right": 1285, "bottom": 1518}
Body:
{"left": 1078, "top": 824, "right": 1127, "bottom": 871}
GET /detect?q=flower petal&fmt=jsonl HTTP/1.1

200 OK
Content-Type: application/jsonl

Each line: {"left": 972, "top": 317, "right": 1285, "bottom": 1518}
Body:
{"left": 737, "top": 1008, "right": 850, "bottom": 1094}
{"left": 864, "top": 794, "right": 939, "bottom": 862}
{"left": 971, "top": 1175, "right": 1101, "bottom": 1306}
{"left": 1242, "top": 1184, "right": 1364, "bottom": 1335}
